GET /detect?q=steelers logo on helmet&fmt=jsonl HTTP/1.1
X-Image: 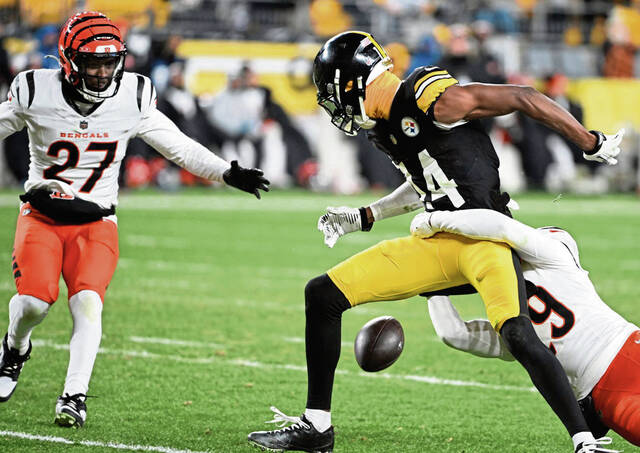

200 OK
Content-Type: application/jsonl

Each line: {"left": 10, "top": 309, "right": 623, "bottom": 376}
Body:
{"left": 401, "top": 117, "right": 420, "bottom": 137}
{"left": 58, "top": 11, "right": 127, "bottom": 103}
{"left": 313, "top": 31, "right": 393, "bottom": 136}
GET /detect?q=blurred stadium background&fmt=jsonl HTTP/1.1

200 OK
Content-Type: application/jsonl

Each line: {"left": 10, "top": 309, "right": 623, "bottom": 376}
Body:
{"left": 0, "top": 0, "right": 639, "bottom": 195}
{"left": 1, "top": 3, "right": 640, "bottom": 453}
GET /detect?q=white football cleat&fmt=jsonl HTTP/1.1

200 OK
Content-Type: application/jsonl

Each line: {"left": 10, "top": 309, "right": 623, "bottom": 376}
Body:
{"left": 55, "top": 393, "right": 87, "bottom": 428}
{"left": 0, "top": 333, "right": 31, "bottom": 402}
{"left": 575, "top": 437, "right": 621, "bottom": 453}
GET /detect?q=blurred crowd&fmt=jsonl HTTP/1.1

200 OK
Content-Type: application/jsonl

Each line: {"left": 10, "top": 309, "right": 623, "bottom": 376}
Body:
{"left": 0, "top": 0, "right": 639, "bottom": 194}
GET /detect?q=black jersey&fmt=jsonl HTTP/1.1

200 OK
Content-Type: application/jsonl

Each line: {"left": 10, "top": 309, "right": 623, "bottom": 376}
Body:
{"left": 367, "top": 66, "right": 510, "bottom": 215}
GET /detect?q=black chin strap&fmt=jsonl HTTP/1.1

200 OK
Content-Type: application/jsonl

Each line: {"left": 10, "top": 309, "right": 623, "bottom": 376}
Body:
{"left": 61, "top": 78, "right": 102, "bottom": 116}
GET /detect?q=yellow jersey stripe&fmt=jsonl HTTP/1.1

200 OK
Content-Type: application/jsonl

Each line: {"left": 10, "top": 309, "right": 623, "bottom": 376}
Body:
{"left": 415, "top": 74, "right": 454, "bottom": 99}
{"left": 416, "top": 77, "right": 458, "bottom": 113}
{"left": 413, "top": 69, "right": 449, "bottom": 92}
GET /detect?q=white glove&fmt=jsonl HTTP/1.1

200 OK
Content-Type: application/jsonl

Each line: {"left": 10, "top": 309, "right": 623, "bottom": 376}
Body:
{"left": 317, "top": 206, "right": 363, "bottom": 248}
{"left": 410, "top": 212, "right": 436, "bottom": 238}
{"left": 583, "top": 129, "right": 624, "bottom": 165}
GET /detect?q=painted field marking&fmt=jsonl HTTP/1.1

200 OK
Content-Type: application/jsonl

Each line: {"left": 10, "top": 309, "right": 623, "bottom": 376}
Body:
{"left": 0, "top": 430, "right": 210, "bottom": 453}
{"left": 31, "top": 340, "right": 216, "bottom": 364}
{"left": 364, "top": 372, "right": 537, "bottom": 392}
{"left": 107, "top": 284, "right": 396, "bottom": 318}
{"left": 1, "top": 193, "right": 640, "bottom": 217}
{"left": 117, "top": 257, "right": 316, "bottom": 279}
{"left": 121, "top": 234, "right": 190, "bottom": 249}
{"left": 283, "top": 336, "right": 352, "bottom": 348}
{"left": 283, "top": 335, "right": 441, "bottom": 347}
{"left": 129, "top": 336, "right": 224, "bottom": 349}
{"left": 32, "top": 339, "right": 535, "bottom": 393}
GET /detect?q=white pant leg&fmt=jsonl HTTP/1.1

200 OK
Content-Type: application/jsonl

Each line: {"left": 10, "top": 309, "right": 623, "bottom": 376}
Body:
{"left": 8, "top": 294, "right": 50, "bottom": 355}
{"left": 63, "top": 290, "right": 103, "bottom": 396}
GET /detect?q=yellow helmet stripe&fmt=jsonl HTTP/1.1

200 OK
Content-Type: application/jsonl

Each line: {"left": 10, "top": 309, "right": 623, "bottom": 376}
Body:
{"left": 348, "top": 30, "right": 388, "bottom": 59}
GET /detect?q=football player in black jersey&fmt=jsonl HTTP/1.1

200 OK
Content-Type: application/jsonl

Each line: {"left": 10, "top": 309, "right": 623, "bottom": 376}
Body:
{"left": 247, "top": 31, "right": 622, "bottom": 453}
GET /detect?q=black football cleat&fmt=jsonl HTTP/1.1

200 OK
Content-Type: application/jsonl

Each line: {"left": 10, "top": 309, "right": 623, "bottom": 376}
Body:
{"left": 248, "top": 407, "right": 334, "bottom": 453}
{"left": 55, "top": 393, "right": 87, "bottom": 428}
{"left": 0, "top": 333, "right": 31, "bottom": 402}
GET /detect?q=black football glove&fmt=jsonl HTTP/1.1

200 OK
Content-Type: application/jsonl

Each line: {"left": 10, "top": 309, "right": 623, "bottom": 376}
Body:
{"left": 222, "top": 160, "right": 270, "bottom": 199}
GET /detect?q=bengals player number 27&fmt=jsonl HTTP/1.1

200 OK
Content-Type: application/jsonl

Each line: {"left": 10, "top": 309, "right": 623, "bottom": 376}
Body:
{"left": 0, "top": 11, "right": 269, "bottom": 428}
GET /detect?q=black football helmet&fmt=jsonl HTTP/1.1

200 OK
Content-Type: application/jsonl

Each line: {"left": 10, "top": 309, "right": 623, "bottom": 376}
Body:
{"left": 313, "top": 31, "right": 392, "bottom": 136}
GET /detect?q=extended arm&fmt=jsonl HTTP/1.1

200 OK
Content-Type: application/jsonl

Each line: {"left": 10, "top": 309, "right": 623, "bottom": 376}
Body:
{"left": 434, "top": 83, "right": 622, "bottom": 164}
{"left": 137, "top": 109, "right": 269, "bottom": 198}
{"left": 428, "top": 296, "right": 514, "bottom": 361}
{"left": 411, "top": 208, "right": 570, "bottom": 267}
{"left": 368, "top": 181, "right": 423, "bottom": 221}
{"left": 317, "top": 181, "right": 422, "bottom": 248}
{"left": 0, "top": 77, "right": 27, "bottom": 140}
{"left": 0, "top": 100, "right": 25, "bottom": 140}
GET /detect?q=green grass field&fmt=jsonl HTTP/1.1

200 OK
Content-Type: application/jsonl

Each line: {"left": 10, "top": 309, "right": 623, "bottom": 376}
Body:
{"left": 0, "top": 189, "right": 639, "bottom": 453}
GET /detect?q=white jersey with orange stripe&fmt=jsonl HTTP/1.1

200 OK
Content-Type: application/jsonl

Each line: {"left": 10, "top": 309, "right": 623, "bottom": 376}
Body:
{"left": 426, "top": 209, "right": 638, "bottom": 400}
{"left": 0, "top": 69, "right": 229, "bottom": 208}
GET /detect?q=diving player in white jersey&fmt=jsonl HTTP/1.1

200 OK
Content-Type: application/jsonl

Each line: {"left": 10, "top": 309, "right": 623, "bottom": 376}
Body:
{"left": 0, "top": 11, "right": 269, "bottom": 428}
{"left": 410, "top": 209, "right": 640, "bottom": 447}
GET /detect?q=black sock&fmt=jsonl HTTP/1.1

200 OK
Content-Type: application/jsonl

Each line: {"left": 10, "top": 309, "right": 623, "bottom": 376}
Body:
{"left": 501, "top": 316, "right": 589, "bottom": 435}
{"left": 304, "top": 274, "right": 351, "bottom": 410}
{"left": 501, "top": 253, "right": 588, "bottom": 436}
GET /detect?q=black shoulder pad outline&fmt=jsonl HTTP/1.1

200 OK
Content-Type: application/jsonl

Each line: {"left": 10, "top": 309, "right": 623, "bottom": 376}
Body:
{"left": 136, "top": 75, "right": 156, "bottom": 112}
{"left": 12, "top": 79, "right": 19, "bottom": 105}
{"left": 149, "top": 82, "right": 156, "bottom": 107}
{"left": 25, "top": 70, "right": 35, "bottom": 108}
{"left": 136, "top": 74, "right": 145, "bottom": 112}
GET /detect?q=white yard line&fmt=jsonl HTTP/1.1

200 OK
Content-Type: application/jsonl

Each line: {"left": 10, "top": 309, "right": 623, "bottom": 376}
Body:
{"left": 230, "top": 358, "right": 535, "bottom": 393}
{"left": 106, "top": 286, "right": 395, "bottom": 317}
{"left": 122, "top": 234, "right": 190, "bottom": 249}
{"left": 619, "top": 259, "right": 640, "bottom": 270}
{"left": 283, "top": 335, "right": 441, "bottom": 347}
{"left": 283, "top": 336, "right": 352, "bottom": 348}
{"left": 0, "top": 281, "right": 14, "bottom": 291}
{"left": 364, "top": 372, "right": 537, "bottom": 393}
{"left": 117, "top": 257, "right": 316, "bottom": 279}
{"left": 0, "top": 431, "right": 210, "bottom": 453}
{"left": 1, "top": 192, "right": 639, "bottom": 215}
{"left": 112, "top": 195, "right": 640, "bottom": 216}
{"left": 31, "top": 340, "right": 217, "bottom": 364}
{"left": 33, "top": 339, "right": 535, "bottom": 393}
{"left": 129, "top": 336, "right": 224, "bottom": 349}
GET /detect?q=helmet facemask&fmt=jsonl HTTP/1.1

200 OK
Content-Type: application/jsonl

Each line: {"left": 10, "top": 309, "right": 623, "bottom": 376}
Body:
{"left": 314, "top": 31, "right": 393, "bottom": 136}
{"left": 68, "top": 51, "right": 125, "bottom": 103}
{"left": 58, "top": 11, "right": 127, "bottom": 104}
{"left": 317, "top": 68, "right": 367, "bottom": 136}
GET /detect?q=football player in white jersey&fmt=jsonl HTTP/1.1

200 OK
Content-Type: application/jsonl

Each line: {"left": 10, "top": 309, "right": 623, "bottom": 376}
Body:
{"left": 410, "top": 209, "right": 640, "bottom": 448}
{"left": 0, "top": 11, "right": 269, "bottom": 428}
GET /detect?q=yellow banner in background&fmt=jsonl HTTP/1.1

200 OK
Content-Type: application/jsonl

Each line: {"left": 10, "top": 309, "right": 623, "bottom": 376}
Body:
{"left": 567, "top": 79, "right": 640, "bottom": 132}
{"left": 177, "top": 40, "right": 320, "bottom": 116}
{"left": 178, "top": 40, "right": 319, "bottom": 60}
{"left": 177, "top": 39, "right": 640, "bottom": 125}
{"left": 187, "top": 71, "right": 318, "bottom": 116}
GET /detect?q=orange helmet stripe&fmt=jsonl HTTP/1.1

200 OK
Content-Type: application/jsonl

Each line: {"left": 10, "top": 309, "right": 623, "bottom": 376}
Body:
{"left": 60, "top": 12, "right": 124, "bottom": 54}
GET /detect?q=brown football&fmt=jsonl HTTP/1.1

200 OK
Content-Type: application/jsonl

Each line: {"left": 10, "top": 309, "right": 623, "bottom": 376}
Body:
{"left": 354, "top": 316, "right": 404, "bottom": 372}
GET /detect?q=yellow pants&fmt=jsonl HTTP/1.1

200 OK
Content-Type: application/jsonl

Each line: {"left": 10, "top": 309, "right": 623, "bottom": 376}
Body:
{"left": 327, "top": 233, "right": 524, "bottom": 331}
